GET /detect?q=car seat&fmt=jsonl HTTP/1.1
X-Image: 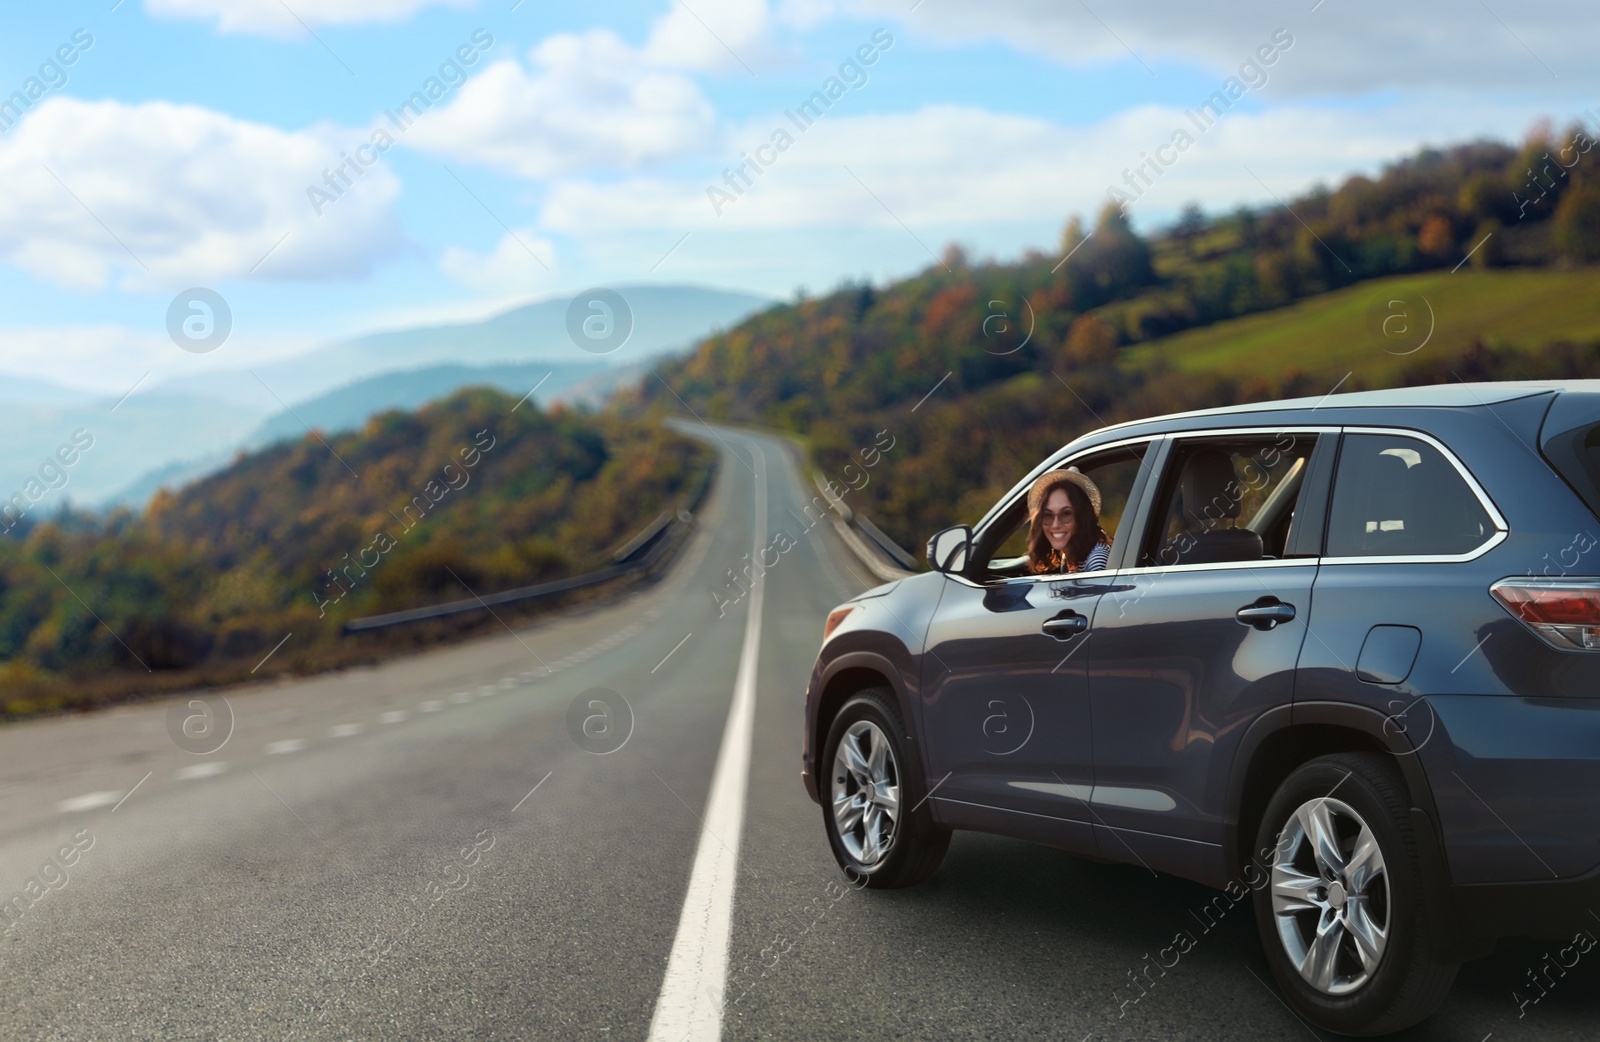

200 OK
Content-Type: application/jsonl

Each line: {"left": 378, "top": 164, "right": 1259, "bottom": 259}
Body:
{"left": 1159, "top": 450, "right": 1264, "bottom": 565}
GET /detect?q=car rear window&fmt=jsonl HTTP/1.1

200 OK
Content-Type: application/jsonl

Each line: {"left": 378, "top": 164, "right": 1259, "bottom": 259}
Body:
{"left": 1541, "top": 418, "right": 1600, "bottom": 522}
{"left": 1325, "top": 433, "right": 1496, "bottom": 558}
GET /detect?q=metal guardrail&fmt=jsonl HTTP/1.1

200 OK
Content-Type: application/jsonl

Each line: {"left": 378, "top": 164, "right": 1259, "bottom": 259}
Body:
{"left": 341, "top": 521, "right": 681, "bottom": 633}
{"left": 342, "top": 457, "right": 715, "bottom": 634}
{"left": 608, "top": 509, "right": 674, "bottom": 563}
{"left": 854, "top": 513, "right": 919, "bottom": 571}
{"left": 810, "top": 471, "right": 918, "bottom": 582}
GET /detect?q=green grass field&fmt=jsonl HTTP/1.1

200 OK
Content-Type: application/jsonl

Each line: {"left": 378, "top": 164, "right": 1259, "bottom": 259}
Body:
{"left": 1121, "top": 269, "right": 1600, "bottom": 385}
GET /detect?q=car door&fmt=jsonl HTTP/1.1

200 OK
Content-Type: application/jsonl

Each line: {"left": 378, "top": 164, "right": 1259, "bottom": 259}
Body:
{"left": 1086, "top": 429, "right": 1332, "bottom": 882}
{"left": 919, "top": 441, "right": 1151, "bottom": 851}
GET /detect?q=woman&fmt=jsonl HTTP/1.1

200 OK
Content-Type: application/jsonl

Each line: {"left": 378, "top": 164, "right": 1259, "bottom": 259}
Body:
{"left": 1026, "top": 468, "right": 1113, "bottom": 574}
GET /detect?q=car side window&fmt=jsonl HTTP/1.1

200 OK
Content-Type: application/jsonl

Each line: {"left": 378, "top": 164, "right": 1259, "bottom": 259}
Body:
{"left": 1324, "top": 433, "right": 1495, "bottom": 558}
{"left": 1138, "top": 434, "right": 1317, "bottom": 567}
{"left": 983, "top": 444, "right": 1147, "bottom": 578}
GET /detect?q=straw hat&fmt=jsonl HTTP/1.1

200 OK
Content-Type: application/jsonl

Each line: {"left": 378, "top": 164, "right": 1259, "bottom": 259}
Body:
{"left": 1028, "top": 467, "right": 1102, "bottom": 518}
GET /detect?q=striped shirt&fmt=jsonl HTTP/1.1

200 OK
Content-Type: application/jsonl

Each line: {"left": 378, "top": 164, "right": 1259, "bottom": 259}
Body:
{"left": 1078, "top": 542, "right": 1112, "bottom": 573}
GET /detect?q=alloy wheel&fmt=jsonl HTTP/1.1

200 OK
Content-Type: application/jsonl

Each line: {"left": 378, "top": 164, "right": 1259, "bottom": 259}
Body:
{"left": 830, "top": 720, "right": 901, "bottom": 866}
{"left": 1270, "top": 796, "right": 1391, "bottom": 996}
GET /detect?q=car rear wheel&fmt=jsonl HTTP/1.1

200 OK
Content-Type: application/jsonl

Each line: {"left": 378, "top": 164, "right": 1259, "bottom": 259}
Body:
{"left": 821, "top": 688, "right": 949, "bottom": 889}
{"left": 1252, "top": 753, "right": 1458, "bottom": 1036}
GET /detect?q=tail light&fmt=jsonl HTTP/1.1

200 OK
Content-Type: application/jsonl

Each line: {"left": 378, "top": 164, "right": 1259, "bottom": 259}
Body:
{"left": 1490, "top": 580, "right": 1600, "bottom": 651}
{"left": 822, "top": 605, "right": 855, "bottom": 643}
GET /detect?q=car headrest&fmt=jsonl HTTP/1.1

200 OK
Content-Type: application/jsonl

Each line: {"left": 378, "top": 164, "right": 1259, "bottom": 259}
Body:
{"left": 1181, "top": 450, "right": 1242, "bottom": 525}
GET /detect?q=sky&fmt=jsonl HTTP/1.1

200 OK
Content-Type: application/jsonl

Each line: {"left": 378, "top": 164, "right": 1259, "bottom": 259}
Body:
{"left": 0, "top": 0, "right": 1594, "bottom": 397}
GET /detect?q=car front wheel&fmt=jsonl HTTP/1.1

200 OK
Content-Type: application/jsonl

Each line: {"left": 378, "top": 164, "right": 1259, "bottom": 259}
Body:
{"left": 1252, "top": 753, "right": 1459, "bottom": 1036}
{"left": 821, "top": 688, "right": 949, "bottom": 889}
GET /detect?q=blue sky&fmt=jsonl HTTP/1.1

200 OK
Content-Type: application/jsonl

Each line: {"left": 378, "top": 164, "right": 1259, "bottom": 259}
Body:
{"left": 0, "top": 0, "right": 1592, "bottom": 396}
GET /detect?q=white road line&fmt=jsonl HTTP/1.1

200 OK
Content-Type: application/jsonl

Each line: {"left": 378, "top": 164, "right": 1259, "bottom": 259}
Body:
{"left": 419, "top": 700, "right": 444, "bottom": 713}
{"left": 647, "top": 436, "right": 767, "bottom": 1042}
{"left": 452, "top": 691, "right": 473, "bottom": 704}
{"left": 57, "top": 790, "right": 123, "bottom": 813}
{"left": 329, "top": 723, "right": 363, "bottom": 738}
{"left": 379, "top": 710, "right": 408, "bottom": 724}
{"left": 176, "top": 762, "right": 227, "bottom": 780}
{"left": 266, "top": 739, "right": 307, "bottom": 755}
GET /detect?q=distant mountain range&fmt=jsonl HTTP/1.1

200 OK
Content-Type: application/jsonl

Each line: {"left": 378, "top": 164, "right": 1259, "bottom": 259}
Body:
{"left": 147, "top": 284, "right": 771, "bottom": 408}
{"left": 105, "top": 360, "right": 639, "bottom": 506}
{"left": 0, "top": 284, "right": 771, "bottom": 509}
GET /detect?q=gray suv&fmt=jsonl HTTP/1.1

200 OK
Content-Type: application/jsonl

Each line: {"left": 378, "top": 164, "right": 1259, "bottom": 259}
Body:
{"left": 802, "top": 381, "right": 1600, "bottom": 1035}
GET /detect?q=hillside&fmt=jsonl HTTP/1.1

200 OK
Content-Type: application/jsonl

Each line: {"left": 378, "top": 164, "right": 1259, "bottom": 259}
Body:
{"left": 104, "top": 359, "right": 670, "bottom": 508}
{"left": 632, "top": 131, "right": 1600, "bottom": 553}
{"left": 243, "top": 361, "right": 606, "bottom": 448}
{"left": 1119, "top": 269, "right": 1600, "bottom": 385}
{"left": 0, "top": 391, "right": 710, "bottom": 714}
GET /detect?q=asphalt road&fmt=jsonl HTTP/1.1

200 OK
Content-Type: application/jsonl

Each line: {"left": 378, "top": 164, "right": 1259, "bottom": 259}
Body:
{"left": 0, "top": 426, "right": 1595, "bottom": 1042}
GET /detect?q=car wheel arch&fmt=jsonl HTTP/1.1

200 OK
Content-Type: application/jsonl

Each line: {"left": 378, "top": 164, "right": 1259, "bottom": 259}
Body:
{"left": 814, "top": 653, "right": 924, "bottom": 781}
{"left": 1225, "top": 702, "right": 1446, "bottom": 886}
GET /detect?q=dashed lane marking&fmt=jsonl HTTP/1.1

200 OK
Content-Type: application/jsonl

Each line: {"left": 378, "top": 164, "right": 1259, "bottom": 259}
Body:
{"left": 57, "top": 790, "right": 124, "bottom": 813}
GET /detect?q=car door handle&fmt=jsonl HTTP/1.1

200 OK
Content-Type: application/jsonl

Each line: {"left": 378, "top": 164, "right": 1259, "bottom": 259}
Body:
{"left": 1041, "top": 611, "right": 1088, "bottom": 640}
{"left": 1236, "top": 599, "right": 1296, "bottom": 630}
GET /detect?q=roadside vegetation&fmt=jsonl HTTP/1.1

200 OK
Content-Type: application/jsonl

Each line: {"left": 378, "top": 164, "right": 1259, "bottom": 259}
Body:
{"left": 631, "top": 128, "right": 1600, "bottom": 551}
{"left": 0, "top": 389, "right": 710, "bottom": 717}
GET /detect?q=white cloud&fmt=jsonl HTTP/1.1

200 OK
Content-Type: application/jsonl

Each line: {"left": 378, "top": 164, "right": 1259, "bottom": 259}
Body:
{"left": 406, "top": 0, "right": 798, "bottom": 179}
{"left": 537, "top": 99, "right": 1551, "bottom": 238}
{"left": 643, "top": 0, "right": 773, "bottom": 72}
{"left": 406, "top": 30, "right": 718, "bottom": 178}
{"left": 145, "top": 0, "right": 469, "bottom": 36}
{"left": 440, "top": 229, "right": 557, "bottom": 292}
{"left": 0, "top": 97, "right": 405, "bottom": 290}
{"left": 811, "top": 0, "right": 1599, "bottom": 95}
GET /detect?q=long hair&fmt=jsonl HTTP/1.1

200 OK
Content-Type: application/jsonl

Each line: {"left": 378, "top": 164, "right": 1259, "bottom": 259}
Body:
{"left": 1028, "top": 478, "right": 1111, "bottom": 574}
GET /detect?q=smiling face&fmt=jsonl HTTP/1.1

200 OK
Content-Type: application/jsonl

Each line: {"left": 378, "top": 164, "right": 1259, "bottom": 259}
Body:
{"left": 1039, "top": 487, "right": 1076, "bottom": 553}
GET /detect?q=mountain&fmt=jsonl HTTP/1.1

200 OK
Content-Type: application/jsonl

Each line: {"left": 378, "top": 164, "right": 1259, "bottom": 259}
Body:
{"left": 102, "top": 359, "right": 655, "bottom": 507}
{"left": 12, "top": 284, "right": 771, "bottom": 509}
{"left": 0, "top": 391, "right": 268, "bottom": 514}
{"left": 241, "top": 361, "right": 606, "bottom": 447}
{"left": 150, "top": 284, "right": 773, "bottom": 408}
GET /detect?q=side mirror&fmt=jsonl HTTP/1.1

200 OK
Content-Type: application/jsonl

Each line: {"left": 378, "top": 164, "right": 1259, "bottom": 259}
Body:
{"left": 926, "top": 525, "right": 973, "bottom": 574}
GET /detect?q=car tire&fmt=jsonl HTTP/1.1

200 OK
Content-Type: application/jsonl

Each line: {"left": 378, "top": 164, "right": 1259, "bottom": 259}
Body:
{"left": 820, "top": 688, "right": 949, "bottom": 889}
{"left": 1251, "top": 752, "right": 1459, "bottom": 1036}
